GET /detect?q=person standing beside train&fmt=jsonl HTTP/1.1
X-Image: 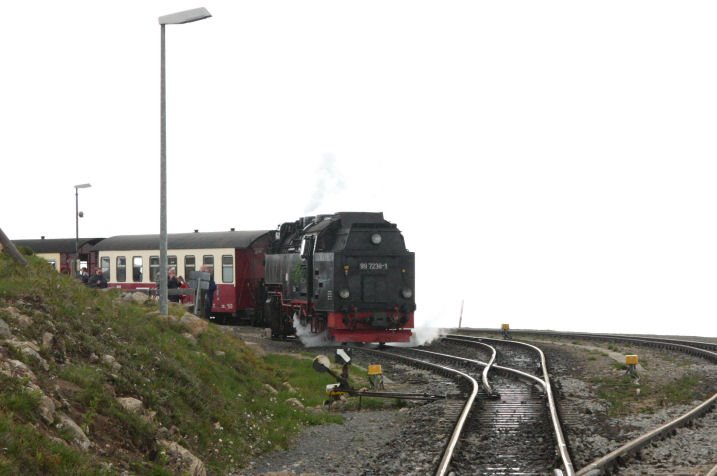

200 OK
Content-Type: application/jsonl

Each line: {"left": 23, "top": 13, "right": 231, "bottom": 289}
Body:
{"left": 167, "top": 268, "right": 180, "bottom": 303}
{"left": 206, "top": 273, "right": 216, "bottom": 319}
{"left": 200, "top": 265, "right": 217, "bottom": 319}
{"left": 177, "top": 276, "right": 191, "bottom": 304}
{"left": 87, "top": 268, "right": 107, "bottom": 289}
{"left": 79, "top": 267, "right": 90, "bottom": 284}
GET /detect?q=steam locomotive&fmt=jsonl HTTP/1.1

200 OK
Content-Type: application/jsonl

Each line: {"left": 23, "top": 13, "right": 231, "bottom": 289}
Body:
{"left": 13, "top": 211, "right": 416, "bottom": 344}
{"left": 263, "top": 212, "right": 415, "bottom": 343}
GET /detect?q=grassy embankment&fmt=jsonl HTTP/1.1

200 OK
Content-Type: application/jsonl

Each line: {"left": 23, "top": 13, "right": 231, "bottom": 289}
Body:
{"left": 0, "top": 253, "right": 341, "bottom": 474}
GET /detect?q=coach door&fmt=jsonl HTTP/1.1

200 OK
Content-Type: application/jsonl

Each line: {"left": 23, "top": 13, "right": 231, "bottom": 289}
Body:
{"left": 234, "top": 250, "right": 252, "bottom": 316}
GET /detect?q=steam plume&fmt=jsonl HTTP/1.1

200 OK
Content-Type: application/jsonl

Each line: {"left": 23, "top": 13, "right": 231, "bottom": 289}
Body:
{"left": 304, "top": 154, "right": 345, "bottom": 215}
{"left": 293, "top": 313, "right": 333, "bottom": 347}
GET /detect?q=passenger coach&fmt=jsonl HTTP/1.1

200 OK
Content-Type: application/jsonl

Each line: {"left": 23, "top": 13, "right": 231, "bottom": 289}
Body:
{"left": 93, "top": 230, "right": 272, "bottom": 321}
{"left": 12, "top": 237, "right": 104, "bottom": 274}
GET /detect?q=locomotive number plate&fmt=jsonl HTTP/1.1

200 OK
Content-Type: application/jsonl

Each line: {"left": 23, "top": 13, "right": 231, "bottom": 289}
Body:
{"left": 360, "top": 262, "right": 388, "bottom": 271}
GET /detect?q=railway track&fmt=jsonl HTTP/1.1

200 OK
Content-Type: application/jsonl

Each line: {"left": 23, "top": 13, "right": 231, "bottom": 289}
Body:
{"left": 359, "top": 336, "right": 573, "bottom": 475}
{"left": 569, "top": 338, "right": 717, "bottom": 475}
{"left": 459, "top": 329, "right": 717, "bottom": 475}
{"left": 353, "top": 347, "right": 479, "bottom": 475}
{"left": 444, "top": 336, "right": 573, "bottom": 475}
{"left": 239, "top": 326, "right": 715, "bottom": 474}
{"left": 576, "top": 392, "right": 717, "bottom": 475}
{"left": 460, "top": 328, "right": 717, "bottom": 358}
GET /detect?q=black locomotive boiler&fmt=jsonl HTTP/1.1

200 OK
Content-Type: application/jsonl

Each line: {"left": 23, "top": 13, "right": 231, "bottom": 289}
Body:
{"left": 263, "top": 212, "right": 415, "bottom": 343}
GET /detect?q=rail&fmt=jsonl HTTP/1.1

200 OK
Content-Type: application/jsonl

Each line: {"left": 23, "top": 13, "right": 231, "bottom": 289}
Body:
{"left": 448, "top": 334, "right": 576, "bottom": 476}
{"left": 401, "top": 345, "right": 573, "bottom": 475}
{"left": 457, "top": 329, "right": 717, "bottom": 362}
{"left": 443, "top": 336, "right": 497, "bottom": 395}
{"left": 457, "top": 329, "right": 717, "bottom": 474}
{"left": 359, "top": 348, "right": 479, "bottom": 476}
{"left": 577, "top": 392, "right": 717, "bottom": 475}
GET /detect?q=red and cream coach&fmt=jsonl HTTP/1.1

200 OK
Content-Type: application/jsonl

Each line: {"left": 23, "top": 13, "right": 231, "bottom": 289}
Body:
{"left": 92, "top": 230, "right": 272, "bottom": 322}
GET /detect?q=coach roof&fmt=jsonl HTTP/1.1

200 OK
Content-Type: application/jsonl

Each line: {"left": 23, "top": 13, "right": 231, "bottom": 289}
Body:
{"left": 13, "top": 238, "right": 104, "bottom": 254}
{"left": 93, "top": 230, "right": 273, "bottom": 251}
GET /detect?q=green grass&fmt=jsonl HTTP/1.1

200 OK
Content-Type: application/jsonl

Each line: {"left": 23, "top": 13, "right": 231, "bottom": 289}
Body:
{"left": 0, "top": 254, "right": 347, "bottom": 474}
{"left": 0, "top": 412, "right": 108, "bottom": 476}
{"left": 593, "top": 374, "right": 641, "bottom": 416}
{"left": 262, "top": 354, "right": 409, "bottom": 411}
{"left": 662, "top": 374, "right": 701, "bottom": 403}
{"left": 0, "top": 375, "right": 41, "bottom": 422}
{"left": 263, "top": 353, "right": 342, "bottom": 408}
{"left": 591, "top": 372, "right": 702, "bottom": 417}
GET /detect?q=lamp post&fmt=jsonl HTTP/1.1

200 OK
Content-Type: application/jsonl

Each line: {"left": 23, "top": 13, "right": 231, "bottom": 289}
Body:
{"left": 158, "top": 7, "right": 212, "bottom": 315}
{"left": 74, "top": 183, "right": 91, "bottom": 276}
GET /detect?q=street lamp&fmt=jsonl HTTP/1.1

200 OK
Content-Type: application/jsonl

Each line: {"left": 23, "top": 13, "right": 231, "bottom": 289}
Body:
{"left": 74, "top": 183, "right": 91, "bottom": 276}
{"left": 158, "top": 7, "right": 212, "bottom": 315}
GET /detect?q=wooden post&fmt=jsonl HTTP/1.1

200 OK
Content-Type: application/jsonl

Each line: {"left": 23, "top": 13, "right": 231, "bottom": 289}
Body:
{"left": 0, "top": 228, "right": 28, "bottom": 266}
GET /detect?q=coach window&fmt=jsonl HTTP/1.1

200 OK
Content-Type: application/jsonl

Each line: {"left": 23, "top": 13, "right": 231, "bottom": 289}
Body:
{"left": 117, "top": 257, "right": 127, "bottom": 282}
{"left": 47, "top": 259, "right": 57, "bottom": 271}
{"left": 203, "top": 255, "right": 214, "bottom": 275}
{"left": 222, "top": 255, "right": 233, "bottom": 283}
{"left": 169, "top": 256, "right": 177, "bottom": 273}
{"left": 149, "top": 256, "right": 159, "bottom": 282}
{"left": 133, "top": 256, "right": 143, "bottom": 282}
{"left": 185, "top": 255, "right": 195, "bottom": 278}
{"left": 101, "top": 257, "right": 110, "bottom": 281}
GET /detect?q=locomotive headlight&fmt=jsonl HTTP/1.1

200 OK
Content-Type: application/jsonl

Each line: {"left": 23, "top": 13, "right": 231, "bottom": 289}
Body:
{"left": 401, "top": 287, "right": 413, "bottom": 299}
{"left": 370, "top": 233, "right": 382, "bottom": 245}
{"left": 339, "top": 288, "right": 351, "bottom": 299}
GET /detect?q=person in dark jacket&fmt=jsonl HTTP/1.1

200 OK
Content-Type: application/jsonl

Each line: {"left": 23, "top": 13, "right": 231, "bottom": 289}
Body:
{"left": 201, "top": 265, "right": 217, "bottom": 319}
{"left": 80, "top": 267, "right": 90, "bottom": 284}
{"left": 167, "top": 268, "right": 180, "bottom": 303}
{"left": 205, "top": 273, "right": 216, "bottom": 319}
{"left": 87, "top": 268, "right": 108, "bottom": 289}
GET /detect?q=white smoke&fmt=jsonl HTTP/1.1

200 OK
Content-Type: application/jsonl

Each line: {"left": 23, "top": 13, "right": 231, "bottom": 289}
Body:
{"left": 292, "top": 313, "right": 334, "bottom": 348}
{"left": 393, "top": 326, "right": 448, "bottom": 347}
{"left": 304, "top": 154, "right": 345, "bottom": 215}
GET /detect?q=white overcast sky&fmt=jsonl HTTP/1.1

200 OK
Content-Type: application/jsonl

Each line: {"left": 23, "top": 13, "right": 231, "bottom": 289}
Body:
{"left": 2, "top": 2, "right": 716, "bottom": 338}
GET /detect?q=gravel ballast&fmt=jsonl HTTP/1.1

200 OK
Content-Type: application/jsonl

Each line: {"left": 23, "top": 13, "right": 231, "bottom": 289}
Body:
{"left": 229, "top": 327, "right": 717, "bottom": 475}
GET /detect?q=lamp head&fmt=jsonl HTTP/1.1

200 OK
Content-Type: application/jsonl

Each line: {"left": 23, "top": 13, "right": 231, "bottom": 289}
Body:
{"left": 159, "top": 7, "right": 211, "bottom": 25}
